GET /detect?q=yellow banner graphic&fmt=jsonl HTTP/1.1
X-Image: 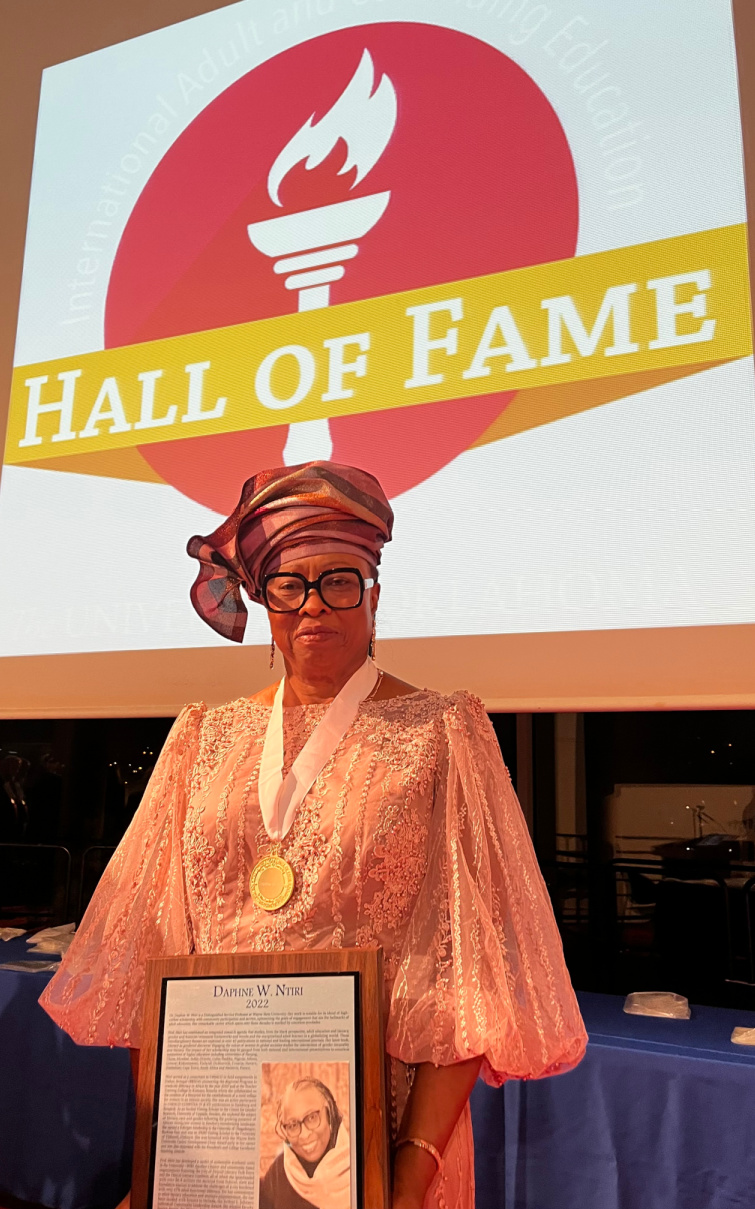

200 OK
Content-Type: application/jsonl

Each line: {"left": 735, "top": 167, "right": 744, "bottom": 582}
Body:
{"left": 4, "top": 223, "right": 752, "bottom": 468}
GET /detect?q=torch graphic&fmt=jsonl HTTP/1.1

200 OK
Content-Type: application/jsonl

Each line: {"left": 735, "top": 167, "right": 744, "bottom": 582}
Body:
{"left": 247, "top": 50, "right": 397, "bottom": 462}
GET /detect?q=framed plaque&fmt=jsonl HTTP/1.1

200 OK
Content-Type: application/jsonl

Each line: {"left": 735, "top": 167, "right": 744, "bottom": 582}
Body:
{"left": 131, "top": 948, "right": 389, "bottom": 1209}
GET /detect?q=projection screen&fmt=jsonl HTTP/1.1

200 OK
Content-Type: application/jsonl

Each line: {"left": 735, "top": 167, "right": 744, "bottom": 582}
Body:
{"left": 1, "top": 0, "right": 754, "bottom": 716}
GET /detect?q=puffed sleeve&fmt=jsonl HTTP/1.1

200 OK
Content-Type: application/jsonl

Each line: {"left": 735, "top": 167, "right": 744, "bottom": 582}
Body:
{"left": 386, "top": 692, "right": 587, "bottom": 1085}
{"left": 39, "top": 703, "right": 205, "bottom": 1048}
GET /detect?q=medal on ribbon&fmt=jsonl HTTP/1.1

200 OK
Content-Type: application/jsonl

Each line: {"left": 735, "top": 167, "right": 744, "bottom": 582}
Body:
{"left": 251, "top": 658, "right": 379, "bottom": 912}
{"left": 249, "top": 849, "right": 296, "bottom": 911}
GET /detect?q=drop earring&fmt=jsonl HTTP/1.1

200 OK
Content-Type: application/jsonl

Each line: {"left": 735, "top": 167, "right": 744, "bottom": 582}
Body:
{"left": 369, "top": 618, "right": 376, "bottom": 660}
{"left": 269, "top": 637, "right": 276, "bottom": 670}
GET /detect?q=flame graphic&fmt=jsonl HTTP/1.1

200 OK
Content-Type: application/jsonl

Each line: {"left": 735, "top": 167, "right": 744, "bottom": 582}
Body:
{"left": 267, "top": 49, "right": 397, "bottom": 208}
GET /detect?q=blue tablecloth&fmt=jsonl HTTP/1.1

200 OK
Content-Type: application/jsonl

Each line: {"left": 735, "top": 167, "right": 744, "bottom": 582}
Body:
{"left": 473, "top": 990, "right": 755, "bottom": 1209}
{"left": 0, "top": 935, "right": 134, "bottom": 1209}
{"left": 3, "top": 943, "right": 755, "bottom": 1209}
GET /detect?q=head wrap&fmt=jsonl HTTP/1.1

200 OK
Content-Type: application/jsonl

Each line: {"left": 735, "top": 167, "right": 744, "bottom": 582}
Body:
{"left": 187, "top": 461, "right": 393, "bottom": 642}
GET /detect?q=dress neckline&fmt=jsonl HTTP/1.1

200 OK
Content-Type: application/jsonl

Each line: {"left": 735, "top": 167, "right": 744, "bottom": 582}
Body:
{"left": 245, "top": 688, "right": 431, "bottom": 712}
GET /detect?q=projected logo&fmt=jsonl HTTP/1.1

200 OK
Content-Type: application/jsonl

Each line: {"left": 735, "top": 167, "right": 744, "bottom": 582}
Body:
{"left": 9, "top": 22, "right": 743, "bottom": 514}
{"left": 248, "top": 49, "right": 395, "bottom": 314}
{"left": 246, "top": 50, "right": 395, "bottom": 463}
{"left": 104, "top": 22, "right": 579, "bottom": 510}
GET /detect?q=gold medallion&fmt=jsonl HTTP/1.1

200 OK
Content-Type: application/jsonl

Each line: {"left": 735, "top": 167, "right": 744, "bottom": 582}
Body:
{"left": 249, "top": 852, "right": 295, "bottom": 912}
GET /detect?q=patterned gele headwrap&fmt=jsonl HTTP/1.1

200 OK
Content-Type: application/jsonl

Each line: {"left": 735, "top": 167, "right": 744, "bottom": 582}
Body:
{"left": 186, "top": 461, "right": 393, "bottom": 642}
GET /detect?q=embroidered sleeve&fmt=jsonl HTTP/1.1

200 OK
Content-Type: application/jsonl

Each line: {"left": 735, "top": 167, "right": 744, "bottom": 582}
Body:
{"left": 385, "top": 691, "right": 587, "bottom": 1085}
{"left": 39, "top": 703, "right": 205, "bottom": 1048}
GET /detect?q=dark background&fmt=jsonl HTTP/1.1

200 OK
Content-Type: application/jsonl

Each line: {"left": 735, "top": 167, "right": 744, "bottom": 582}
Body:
{"left": 3, "top": 707, "right": 754, "bottom": 1010}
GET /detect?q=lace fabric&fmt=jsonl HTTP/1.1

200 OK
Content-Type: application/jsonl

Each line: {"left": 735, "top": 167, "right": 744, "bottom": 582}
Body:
{"left": 39, "top": 688, "right": 586, "bottom": 1209}
{"left": 387, "top": 694, "right": 586, "bottom": 1084}
{"left": 40, "top": 704, "right": 202, "bottom": 1047}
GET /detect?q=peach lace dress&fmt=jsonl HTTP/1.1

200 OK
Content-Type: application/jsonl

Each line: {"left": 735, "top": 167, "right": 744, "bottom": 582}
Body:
{"left": 40, "top": 688, "right": 587, "bottom": 1209}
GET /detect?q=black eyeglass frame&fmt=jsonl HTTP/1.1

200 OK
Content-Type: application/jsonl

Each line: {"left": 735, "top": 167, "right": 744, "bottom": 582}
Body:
{"left": 279, "top": 1107, "right": 327, "bottom": 1140}
{"left": 262, "top": 567, "right": 375, "bottom": 613}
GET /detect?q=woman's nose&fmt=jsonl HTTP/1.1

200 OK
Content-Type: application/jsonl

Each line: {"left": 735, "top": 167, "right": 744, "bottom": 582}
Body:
{"left": 300, "top": 588, "right": 329, "bottom": 615}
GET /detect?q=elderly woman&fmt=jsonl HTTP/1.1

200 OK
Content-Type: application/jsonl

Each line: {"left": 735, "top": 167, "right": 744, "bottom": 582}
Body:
{"left": 261, "top": 1077, "right": 349, "bottom": 1209}
{"left": 40, "top": 461, "right": 586, "bottom": 1209}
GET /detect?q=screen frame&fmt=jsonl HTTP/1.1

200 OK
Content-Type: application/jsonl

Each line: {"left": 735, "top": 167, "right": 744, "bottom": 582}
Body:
{"left": 0, "top": 0, "right": 753, "bottom": 717}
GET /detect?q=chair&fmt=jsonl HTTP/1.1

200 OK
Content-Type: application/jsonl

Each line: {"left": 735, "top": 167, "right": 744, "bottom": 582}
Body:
{"left": 0, "top": 843, "right": 72, "bottom": 928}
{"left": 654, "top": 876, "right": 728, "bottom": 995}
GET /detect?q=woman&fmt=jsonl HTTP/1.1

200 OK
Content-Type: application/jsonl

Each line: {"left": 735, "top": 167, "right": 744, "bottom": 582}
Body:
{"left": 40, "top": 461, "right": 586, "bottom": 1209}
{"left": 260, "top": 1077, "right": 349, "bottom": 1209}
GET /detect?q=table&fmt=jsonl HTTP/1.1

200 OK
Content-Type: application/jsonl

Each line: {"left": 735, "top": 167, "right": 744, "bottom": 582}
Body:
{"left": 472, "top": 990, "right": 755, "bottom": 1209}
{"left": 3, "top": 948, "right": 755, "bottom": 1209}
{"left": 0, "top": 935, "right": 133, "bottom": 1209}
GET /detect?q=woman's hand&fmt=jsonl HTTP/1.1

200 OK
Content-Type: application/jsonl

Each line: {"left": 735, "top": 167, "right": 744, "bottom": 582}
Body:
{"left": 392, "top": 1141, "right": 438, "bottom": 1209}
{"left": 391, "top": 1055, "right": 484, "bottom": 1209}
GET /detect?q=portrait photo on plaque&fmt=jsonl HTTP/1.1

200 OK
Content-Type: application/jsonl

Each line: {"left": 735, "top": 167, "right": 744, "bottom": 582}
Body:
{"left": 259, "top": 1061, "right": 352, "bottom": 1209}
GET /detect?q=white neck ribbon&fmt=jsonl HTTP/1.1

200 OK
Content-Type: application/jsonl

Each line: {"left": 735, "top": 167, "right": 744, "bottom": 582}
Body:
{"left": 258, "top": 658, "right": 378, "bottom": 842}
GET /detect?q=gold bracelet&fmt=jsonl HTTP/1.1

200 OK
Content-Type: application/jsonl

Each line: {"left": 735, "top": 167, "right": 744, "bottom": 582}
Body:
{"left": 395, "top": 1136, "right": 444, "bottom": 1174}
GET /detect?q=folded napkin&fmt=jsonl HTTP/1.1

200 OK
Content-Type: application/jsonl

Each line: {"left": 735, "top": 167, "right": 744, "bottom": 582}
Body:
{"left": 624, "top": 991, "right": 691, "bottom": 1019}
{"left": 27, "top": 923, "right": 75, "bottom": 955}
{"left": 0, "top": 927, "right": 27, "bottom": 941}
{"left": 731, "top": 1027, "right": 755, "bottom": 1046}
{"left": 0, "top": 960, "right": 60, "bottom": 972}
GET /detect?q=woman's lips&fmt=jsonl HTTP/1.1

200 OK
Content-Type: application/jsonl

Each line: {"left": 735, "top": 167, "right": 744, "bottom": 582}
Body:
{"left": 296, "top": 628, "right": 337, "bottom": 644}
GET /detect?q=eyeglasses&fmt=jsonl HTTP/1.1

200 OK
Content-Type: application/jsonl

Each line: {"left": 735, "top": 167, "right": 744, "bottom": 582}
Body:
{"left": 263, "top": 568, "right": 374, "bottom": 613}
{"left": 281, "top": 1109, "right": 324, "bottom": 1139}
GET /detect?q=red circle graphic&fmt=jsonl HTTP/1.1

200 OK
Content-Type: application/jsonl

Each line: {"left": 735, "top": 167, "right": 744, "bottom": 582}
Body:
{"left": 105, "top": 22, "right": 578, "bottom": 510}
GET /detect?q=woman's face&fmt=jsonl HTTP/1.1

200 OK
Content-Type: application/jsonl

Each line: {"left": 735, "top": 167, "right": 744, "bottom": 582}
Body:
{"left": 266, "top": 552, "right": 379, "bottom": 679}
{"left": 281, "top": 1084, "right": 332, "bottom": 1164}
